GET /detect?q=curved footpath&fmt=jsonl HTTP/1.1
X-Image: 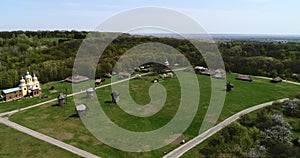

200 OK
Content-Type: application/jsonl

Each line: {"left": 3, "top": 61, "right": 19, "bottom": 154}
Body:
{"left": 0, "top": 117, "right": 99, "bottom": 158}
{"left": 163, "top": 98, "right": 289, "bottom": 158}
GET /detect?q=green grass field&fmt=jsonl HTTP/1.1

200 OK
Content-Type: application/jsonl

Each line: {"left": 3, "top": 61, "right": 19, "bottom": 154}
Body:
{"left": 0, "top": 124, "right": 79, "bottom": 158}
{"left": 8, "top": 73, "right": 300, "bottom": 157}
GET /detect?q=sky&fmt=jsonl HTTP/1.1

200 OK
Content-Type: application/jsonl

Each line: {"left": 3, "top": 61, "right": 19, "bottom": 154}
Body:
{"left": 1, "top": 0, "right": 300, "bottom": 34}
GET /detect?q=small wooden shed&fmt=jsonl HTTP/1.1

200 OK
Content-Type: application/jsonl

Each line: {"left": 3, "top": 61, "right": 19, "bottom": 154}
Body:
{"left": 86, "top": 88, "right": 94, "bottom": 98}
{"left": 57, "top": 93, "right": 67, "bottom": 106}
{"left": 76, "top": 104, "right": 87, "bottom": 117}
{"left": 111, "top": 91, "right": 120, "bottom": 103}
{"left": 226, "top": 82, "right": 234, "bottom": 92}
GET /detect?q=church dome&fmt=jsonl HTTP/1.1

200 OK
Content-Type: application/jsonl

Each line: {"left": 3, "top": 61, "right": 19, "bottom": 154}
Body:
{"left": 19, "top": 77, "right": 26, "bottom": 87}
{"left": 33, "top": 74, "right": 38, "bottom": 80}
{"left": 20, "top": 77, "right": 25, "bottom": 83}
{"left": 26, "top": 82, "right": 34, "bottom": 86}
{"left": 25, "top": 71, "right": 32, "bottom": 79}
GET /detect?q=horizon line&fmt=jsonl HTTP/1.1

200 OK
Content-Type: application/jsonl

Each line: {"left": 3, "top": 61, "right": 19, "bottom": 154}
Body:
{"left": 0, "top": 30, "right": 299, "bottom": 36}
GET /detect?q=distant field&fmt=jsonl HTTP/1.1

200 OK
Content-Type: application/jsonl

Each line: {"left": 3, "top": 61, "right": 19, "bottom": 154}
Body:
{"left": 9, "top": 73, "right": 300, "bottom": 157}
{"left": 0, "top": 124, "right": 79, "bottom": 158}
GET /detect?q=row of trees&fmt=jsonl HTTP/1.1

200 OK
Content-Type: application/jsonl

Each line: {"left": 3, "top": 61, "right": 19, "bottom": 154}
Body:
{"left": 221, "top": 42, "right": 300, "bottom": 79}
{"left": 0, "top": 30, "right": 87, "bottom": 39}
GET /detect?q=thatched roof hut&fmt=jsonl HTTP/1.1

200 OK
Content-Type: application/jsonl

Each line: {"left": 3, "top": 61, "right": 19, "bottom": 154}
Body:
{"left": 271, "top": 77, "right": 283, "bottom": 83}
{"left": 236, "top": 74, "right": 253, "bottom": 82}
{"left": 118, "top": 72, "right": 131, "bottom": 79}
{"left": 95, "top": 78, "right": 105, "bottom": 84}
{"left": 104, "top": 73, "right": 112, "bottom": 78}
{"left": 64, "top": 75, "right": 89, "bottom": 83}
{"left": 140, "top": 68, "right": 150, "bottom": 73}
{"left": 95, "top": 79, "right": 101, "bottom": 84}
{"left": 194, "top": 66, "right": 207, "bottom": 73}
{"left": 200, "top": 70, "right": 212, "bottom": 76}
{"left": 213, "top": 69, "right": 226, "bottom": 79}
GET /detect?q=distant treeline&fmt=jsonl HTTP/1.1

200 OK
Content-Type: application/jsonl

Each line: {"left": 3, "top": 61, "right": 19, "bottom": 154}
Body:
{"left": 0, "top": 31, "right": 299, "bottom": 89}
{"left": 0, "top": 30, "right": 88, "bottom": 39}
{"left": 220, "top": 42, "right": 300, "bottom": 78}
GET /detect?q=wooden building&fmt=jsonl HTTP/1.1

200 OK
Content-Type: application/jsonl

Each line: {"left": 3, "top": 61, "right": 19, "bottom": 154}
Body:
{"left": 271, "top": 77, "right": 283, "bottom": 83}
{"left": 86, "top": 88, "right": 94, "bottom": 98}
{"left": 57, "top": 93, "right": 67, "bottom": 106}
{"left": 1, "top": 87, "right": 23, "bottom": 102}
{"left": 212, "top": 69, "right": 226, "bottom": 79}
{"left": 64, "top": 75, "right": 89, "bottom": 83}
{"left": 236, "top": 74, "right": 253, "bottom": 82}
{"left": 111, "top": 91, "right": 120, "bottom": 103}
{"left": 118, "top": 72, "right": 131, "bottom": 79}
{"left": 76, "top": 104, "right": 87, "bottom": 117}
{"left": 95, "top": 78, "right": 105, "bottom": 84}
{"left": 1, "top": 71, "right": 41, "bottom": 102}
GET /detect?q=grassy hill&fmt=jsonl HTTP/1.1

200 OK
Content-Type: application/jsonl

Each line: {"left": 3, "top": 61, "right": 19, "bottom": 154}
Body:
{"left": 7, "top": 72, "right": 300, "bottom": 157}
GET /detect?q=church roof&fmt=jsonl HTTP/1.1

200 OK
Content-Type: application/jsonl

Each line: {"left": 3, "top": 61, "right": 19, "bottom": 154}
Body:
{"left": 31, "top": 87, "right": 41, "bottom": 90}
{"left": 2, "top": 87, "right": 21, "bottom": 94}
{"left": 19, "top": 83, "right": 26, "bottom": 87}
{"left": 26, "top": 82, "right": 34, "bottom": 86}
{"left": 25, "top": 71, "right": 32, "bottom": 79}
{"left": 33, "top": 74, "right": 38, "bottom": 80}
{"left": 20, "top": 77, "right": 25, "bottom": 83}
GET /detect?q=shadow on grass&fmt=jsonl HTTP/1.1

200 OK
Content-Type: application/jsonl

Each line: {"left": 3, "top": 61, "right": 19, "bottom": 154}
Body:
{"left": 104, "top": 101, "right": 112, "bottom": 104}
{"left": 69, "top": 113, "right": 79, "bottom": 118}
{"left": 51, "top": 104, "right": 62, "bottom": 107}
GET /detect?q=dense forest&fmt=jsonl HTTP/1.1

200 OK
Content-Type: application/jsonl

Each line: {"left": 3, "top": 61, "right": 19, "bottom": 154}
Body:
{"left": 0, "top": 31, "right": 299, "bottom": 89}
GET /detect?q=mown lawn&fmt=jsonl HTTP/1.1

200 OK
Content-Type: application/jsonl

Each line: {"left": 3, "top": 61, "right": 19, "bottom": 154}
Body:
{"left": 0, "top": 124, "right": 80, "bottom": 158}
{"left": 8, "top": 73, "right": 300, "bottom": 157}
